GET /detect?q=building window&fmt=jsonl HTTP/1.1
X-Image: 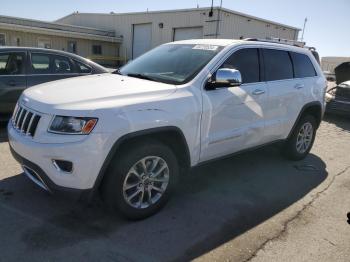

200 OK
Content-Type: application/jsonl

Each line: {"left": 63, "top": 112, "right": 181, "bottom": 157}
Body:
{"left": 37, "top": 38, "right": 51, "bottom": 49}
{"left": 92, "top": 45, "right": 102, "bottom": 55}
{"left": 0, "top": 34, "right": 5, "bottom": 46}
{"left": 68, "top": 41, "right": 77, "bottom": 54}
{"left": 12, "top": 36, "right": 21, "bottom": 46}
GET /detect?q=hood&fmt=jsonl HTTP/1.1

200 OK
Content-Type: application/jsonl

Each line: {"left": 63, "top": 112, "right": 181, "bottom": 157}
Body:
{"left": 22, "top": 74, "right": 177, "bottom": 113}
{"left": 335, "top": 62, "right": 350, "bottom": 85}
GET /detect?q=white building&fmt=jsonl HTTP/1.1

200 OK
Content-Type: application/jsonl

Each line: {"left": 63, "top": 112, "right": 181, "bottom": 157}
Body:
{"left": 57, "top": 7, "right": 300, "bottom": 61}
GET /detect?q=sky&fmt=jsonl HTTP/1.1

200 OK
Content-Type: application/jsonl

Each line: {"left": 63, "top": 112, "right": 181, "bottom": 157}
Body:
{"left": 1, "top": 0, "right": 349, "bottom": 57}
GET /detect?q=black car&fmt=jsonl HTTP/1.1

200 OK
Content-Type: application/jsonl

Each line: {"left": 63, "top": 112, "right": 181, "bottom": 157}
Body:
{"left": 0, "top": 47, "right": 108, "bottom": 120}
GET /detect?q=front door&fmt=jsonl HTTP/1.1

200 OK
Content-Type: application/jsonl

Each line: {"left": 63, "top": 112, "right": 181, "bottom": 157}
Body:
{"left": 200, "top": 47, "right": 268, "bottom": 162}
{"left": 0, "top": 51, "right": 27, "bottom": 115}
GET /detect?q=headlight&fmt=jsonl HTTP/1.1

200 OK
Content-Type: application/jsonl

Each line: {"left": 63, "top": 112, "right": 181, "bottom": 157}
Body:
{"left": 48, "top": 116, "right": 98, "bottom": 135}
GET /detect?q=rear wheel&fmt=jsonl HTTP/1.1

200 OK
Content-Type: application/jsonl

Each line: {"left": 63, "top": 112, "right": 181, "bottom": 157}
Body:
{"left": 283, "top": 115, "right": 317, "bottom": 160}
{"left": 102, "top": 140, "right": 179, "bottom": 220}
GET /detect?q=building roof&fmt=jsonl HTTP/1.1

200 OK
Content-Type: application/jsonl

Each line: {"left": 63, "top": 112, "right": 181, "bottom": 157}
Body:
{"left": 0, "top": 15, "right": 122, "bottom": 43}
{"left": 56, "top": 6, "right": 301, "bottom": 31}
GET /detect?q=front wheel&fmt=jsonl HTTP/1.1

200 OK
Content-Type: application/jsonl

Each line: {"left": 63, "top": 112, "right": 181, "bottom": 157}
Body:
{"left": 102, "top": 140, "right": 179, "bottom": 220}
{"left": 283, "top": 115, "right": 317, "bottom": 160}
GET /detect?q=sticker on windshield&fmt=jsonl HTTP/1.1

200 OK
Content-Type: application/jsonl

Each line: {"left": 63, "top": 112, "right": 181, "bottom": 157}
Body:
{"left": 192, "top": 45, "right": 219, "bottom": 51}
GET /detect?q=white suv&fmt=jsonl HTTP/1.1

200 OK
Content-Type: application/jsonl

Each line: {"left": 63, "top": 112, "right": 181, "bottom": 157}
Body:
{"left": 8, "top": 39, "right": 326, "bottom": 219}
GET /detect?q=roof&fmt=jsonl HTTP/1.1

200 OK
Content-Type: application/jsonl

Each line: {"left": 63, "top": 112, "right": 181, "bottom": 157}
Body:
{"left": 0, "top": 15, "right": 122, "bottom": 43}
{"left": 56, "top": 7, "right": 300, "bottom": 31}
{"left": 169, "top": 38, "right": 311, "bottom": 55}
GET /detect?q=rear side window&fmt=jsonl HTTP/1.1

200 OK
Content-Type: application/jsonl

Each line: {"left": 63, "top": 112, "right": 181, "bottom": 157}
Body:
{"left": 290, "top": 52, "right": 317, "bottom": 78}
{"left": 263, "top": 49, "right": 293, "bottom": 81}
{"left": 221, "top": 48, "right": 260, "bottom": 84}
{"left": 0, "top": 52, "right": 25, "bottom": 75}
{"left": 31, "top": 53, "right": 73, "bottom": 74}
{"left": 31, "top": 53, "right": 51, "bottom": 73}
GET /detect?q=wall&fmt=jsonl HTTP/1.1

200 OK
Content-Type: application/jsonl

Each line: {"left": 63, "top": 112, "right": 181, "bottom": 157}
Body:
{"left": 57, "top": 8, "right": 299, "bottom": 61}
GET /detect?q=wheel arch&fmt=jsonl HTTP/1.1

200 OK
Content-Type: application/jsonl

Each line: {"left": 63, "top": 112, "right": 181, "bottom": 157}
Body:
{"left": 288, "top": 101, "right": 323, "bottom": 139}
{"left": 90, "top": 126, "right": 191, "bottom": 198}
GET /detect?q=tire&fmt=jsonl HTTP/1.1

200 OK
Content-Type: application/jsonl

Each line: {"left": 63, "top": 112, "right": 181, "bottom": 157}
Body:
{"left": 102, "top": 140, "right": 179, "bottom": 220}
{"left": 283, "top": 115, "right": 317, "bottom": 160}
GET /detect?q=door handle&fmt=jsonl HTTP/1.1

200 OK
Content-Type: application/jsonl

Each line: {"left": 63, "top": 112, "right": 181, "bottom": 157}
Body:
{"left": 7, "top": 80, "right": 16, "bottom": 86}
{"left": 294, "top": 84, "right": 304, "bottom": 89}
{"left": 252, "top": 89, "right": 265, "bottom": 95}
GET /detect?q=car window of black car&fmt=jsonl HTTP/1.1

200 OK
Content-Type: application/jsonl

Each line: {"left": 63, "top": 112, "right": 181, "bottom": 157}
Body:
{"left": 75, "top": 61, "right": 92, "bottom": 74}
{"left": 0, "top": 52, "right": 25, "bottom": 75}
{"left": 53, "top": 55, "right": 73, "bottom": 74}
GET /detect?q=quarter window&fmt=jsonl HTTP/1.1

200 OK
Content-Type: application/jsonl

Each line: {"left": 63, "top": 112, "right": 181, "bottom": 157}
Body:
{"left": 0, "top": 53, "right": 25, "bottom": 75}
{"left": 290, "top": 52, "right": 317, "bottom": 78}
{"left": 75, "top": 61, "right": 92, "bottom": 74}
{"left": 221, "top": 48, "right": 260, "bottom": 84}
{"left": 263, "top": 49, "right": 293, "bottom": 81}
{"left": 53, "top": 56, "right": 72, "bottom": 74}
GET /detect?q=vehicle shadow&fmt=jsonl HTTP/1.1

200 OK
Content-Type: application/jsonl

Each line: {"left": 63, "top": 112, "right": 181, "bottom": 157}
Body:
{"left": 323, "top": 113, "right": 350, "bottom": 132}
{"left": 0, "top": 146, "right": 327, "bottom": 261}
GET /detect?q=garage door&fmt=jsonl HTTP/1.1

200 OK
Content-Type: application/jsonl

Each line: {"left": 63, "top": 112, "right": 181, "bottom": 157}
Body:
{"left": 173, "top": 27, "right": 203, "bottom": 41}
{"left": 132, "top": 23, "right": 152, "bottom": 59}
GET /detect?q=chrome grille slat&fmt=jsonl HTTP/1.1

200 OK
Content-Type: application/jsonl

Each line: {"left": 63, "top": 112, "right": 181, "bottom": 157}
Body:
{"left": 26, "top": 113, "right": 35, "bottom": 136}
{"left": 20, "top": 111, "right": 29, "bottom": 132}
{"left": 12, "top": 105, "right": 41, "bottom": 138}
{"left": 16, "top": 108, "right": 24, "bottom": 128}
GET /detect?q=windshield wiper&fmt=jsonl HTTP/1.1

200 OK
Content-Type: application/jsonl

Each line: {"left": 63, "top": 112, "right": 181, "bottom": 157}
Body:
{"left": 126, "top": 73, "right": 156, "bottom": 81}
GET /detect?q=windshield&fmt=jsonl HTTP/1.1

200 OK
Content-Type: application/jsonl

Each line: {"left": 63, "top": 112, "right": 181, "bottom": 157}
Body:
{"left": 118, "top": 44, "right": 223, "bottom": 85}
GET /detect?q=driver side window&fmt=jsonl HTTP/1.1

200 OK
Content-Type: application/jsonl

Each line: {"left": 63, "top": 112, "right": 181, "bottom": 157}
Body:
{"left": 221, "top": 48, "right": 260, "bottom": 84}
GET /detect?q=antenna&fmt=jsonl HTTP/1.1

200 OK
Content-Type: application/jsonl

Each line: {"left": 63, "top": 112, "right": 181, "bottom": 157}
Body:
{"left": 301, "top": 17, "right": 308, "bottom": 41}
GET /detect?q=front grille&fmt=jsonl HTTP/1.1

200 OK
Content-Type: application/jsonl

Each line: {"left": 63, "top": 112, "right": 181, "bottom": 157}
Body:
{"left": 12, "top": 105, "right": 41, "bottom": 137}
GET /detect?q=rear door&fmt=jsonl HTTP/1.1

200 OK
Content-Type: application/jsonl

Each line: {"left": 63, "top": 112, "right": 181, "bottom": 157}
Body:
{"left": 27, "top": 52, "right": 79, "bottom": 87}
{"left": 262, "top": 48, "right": 305, "bottom": 141}
{"left": 0, "top": 51, "right": 27, "bottom": 115}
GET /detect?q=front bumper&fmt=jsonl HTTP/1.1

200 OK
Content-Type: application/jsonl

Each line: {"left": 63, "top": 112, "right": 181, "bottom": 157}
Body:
{"left": 7, "top": 121, "right": 111, "bottom": 197}
{"left": 9, "top": 145, "right": 90, "bottom": 200}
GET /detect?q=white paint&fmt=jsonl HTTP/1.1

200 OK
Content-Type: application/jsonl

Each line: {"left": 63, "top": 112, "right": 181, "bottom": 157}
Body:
{"left": 8, "top": 39, "right": 325, "bottom": 191}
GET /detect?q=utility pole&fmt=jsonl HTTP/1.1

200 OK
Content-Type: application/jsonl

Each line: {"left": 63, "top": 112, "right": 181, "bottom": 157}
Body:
{"left": 215, "top": 0, "right": 223, "bottom": 38}
{"left": 301, "top": 17, "right": 308, "bottom": 42}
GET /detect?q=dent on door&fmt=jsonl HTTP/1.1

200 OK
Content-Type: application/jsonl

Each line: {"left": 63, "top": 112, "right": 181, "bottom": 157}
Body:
{"left": 200, "top": 82, "right": 268, "bottom": 161}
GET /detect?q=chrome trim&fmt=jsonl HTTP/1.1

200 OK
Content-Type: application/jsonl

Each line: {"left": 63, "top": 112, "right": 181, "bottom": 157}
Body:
{"left": 26, "top": 113, "right": 35, "bottom": 136}
{"left": 22, "top": 165, "right": 50, "bottom": 192}
{"left": 16, "top": 108, "right": 24, "bottom": 128}
{"left": 12, "top": 104, "right": 41, "bottom": 138}
{"left": 20, "top": 111, "right": 29, "bottom": 132}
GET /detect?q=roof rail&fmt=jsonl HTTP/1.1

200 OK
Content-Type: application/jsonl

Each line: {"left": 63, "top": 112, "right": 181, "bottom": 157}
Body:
{"left": 244, "top": 37, "right": 306, "bottom": 48}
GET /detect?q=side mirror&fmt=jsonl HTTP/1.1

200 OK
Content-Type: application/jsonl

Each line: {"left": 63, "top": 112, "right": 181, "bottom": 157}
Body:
{"left": 206, "top": 68, "right": 242, "bottom": 90}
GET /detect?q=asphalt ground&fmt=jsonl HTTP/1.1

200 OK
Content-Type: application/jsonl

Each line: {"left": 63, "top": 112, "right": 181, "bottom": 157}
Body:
{"left": 0, "top": 114, "right": 349, "bottom": 262}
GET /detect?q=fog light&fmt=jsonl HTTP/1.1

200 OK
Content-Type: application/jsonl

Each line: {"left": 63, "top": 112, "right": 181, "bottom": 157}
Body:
{"left": 52, "top": 160, "right": 73, "bottom": 173}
